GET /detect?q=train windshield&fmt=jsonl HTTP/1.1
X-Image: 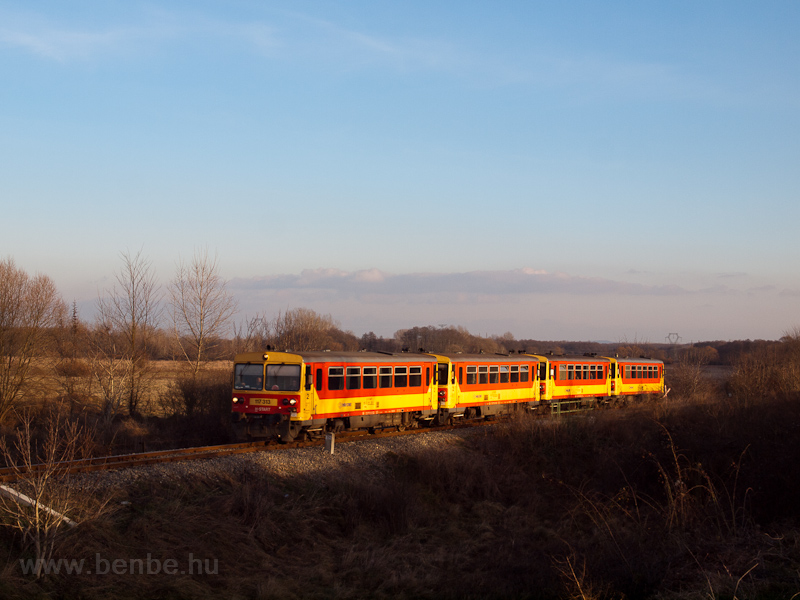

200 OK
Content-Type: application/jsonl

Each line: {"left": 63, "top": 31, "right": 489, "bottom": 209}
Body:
{"left": 265, "top": 364, "right": 301, "bottom": 391}
{"left": 234, "top": 364, "right": 264, "bottom": 390}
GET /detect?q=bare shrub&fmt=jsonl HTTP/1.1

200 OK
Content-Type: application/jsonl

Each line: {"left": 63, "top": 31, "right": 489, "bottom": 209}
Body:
{"left": 88, "top": 326, "right": 133, "bottom": 425}
{"left": 159, "top": 371, "right": 230, "bottom": 419}
{"left": 0, "top": 410, "right": 108, "bottom": 578}
{"left": 728, "top": 330, "right": 800, "bottom": 404}
{"left": 667, "top": 346, "right": 718, "bottom": 401}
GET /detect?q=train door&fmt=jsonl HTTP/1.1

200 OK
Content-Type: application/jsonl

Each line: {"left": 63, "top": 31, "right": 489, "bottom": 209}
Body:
{"left": 608, "top": 360, "right": 620, "bottom": 397}
{"left": 538, "top": 360, "right": 548, "bottom": 402}
{"left": 437, "top": 362, "right": 451, "bottom": 410}
{"left": 303, "top": 364, "right": 316, "bottom": 416}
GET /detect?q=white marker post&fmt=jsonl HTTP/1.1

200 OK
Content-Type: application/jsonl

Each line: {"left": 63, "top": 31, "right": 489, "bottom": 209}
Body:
{"left": 325, "top": 432, "right": 335, "bottom": 455}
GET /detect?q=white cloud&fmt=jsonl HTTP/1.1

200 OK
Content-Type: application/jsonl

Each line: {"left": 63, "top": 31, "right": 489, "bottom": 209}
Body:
{"left": 0, "top": 9, "right": 278, "bottom": 62}
{"left": 229, "top": 267, "right": 690, "bottom": 299}
{"left": 0, "top": 24, "right": 149, "bottom": 61}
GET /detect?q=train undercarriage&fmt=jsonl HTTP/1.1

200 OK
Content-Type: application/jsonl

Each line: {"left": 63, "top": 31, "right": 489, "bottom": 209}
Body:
{"left": 231, "top": 394, "right": 646, "bottom": 443}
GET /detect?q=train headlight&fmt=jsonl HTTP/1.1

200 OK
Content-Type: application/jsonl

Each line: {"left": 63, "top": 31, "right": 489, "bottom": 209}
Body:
{"left": 232, "top": 397, "right": 241, "bottom": 404}
{"left": 289, "top": 399, "right": 297, "bottom": 406}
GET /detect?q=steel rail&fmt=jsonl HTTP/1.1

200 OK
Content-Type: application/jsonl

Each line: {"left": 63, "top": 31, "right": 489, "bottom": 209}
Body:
{"left": 0, "top": 420, "right": 490, "bottom": 482}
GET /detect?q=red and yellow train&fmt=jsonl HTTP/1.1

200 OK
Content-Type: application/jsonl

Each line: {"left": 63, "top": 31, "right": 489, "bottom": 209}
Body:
{"left": 231, "top": 350, "right": 665, "bottom": 441}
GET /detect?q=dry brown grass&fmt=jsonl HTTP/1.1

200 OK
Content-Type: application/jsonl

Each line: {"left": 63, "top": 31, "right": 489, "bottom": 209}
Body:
{"left": 2, "top": 367, "right": 800, "bottom": 598}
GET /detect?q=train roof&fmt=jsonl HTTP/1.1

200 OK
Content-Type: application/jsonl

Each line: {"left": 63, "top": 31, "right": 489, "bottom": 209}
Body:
{"left": 611, "top": 357, "right": 664, "bottom": 364}
{"left": 528, "top": 354, "right": 663, "bottom": 364}
{"left": 527, "top": 354, "right": 611, "bottom": 363}
{"left": 234, "top": 351, "right": 663, "bottom": 365}
{"left": 429, "top": 353, "right": 540, "bottom": 363}
{"left": 234, "top": 351, "right": 438, "bottom": 364}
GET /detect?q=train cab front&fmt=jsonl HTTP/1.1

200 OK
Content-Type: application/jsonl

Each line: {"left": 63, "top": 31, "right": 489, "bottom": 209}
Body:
{"left": 231, "top": 352, "right": 304, "bottom": 441}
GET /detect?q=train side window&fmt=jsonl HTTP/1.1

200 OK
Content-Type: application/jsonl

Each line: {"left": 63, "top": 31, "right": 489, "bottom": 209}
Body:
{"left": 510, "top": 365, "right": 519, "bottom": 383}
{"left": 520, "top": 365, "right": 529, "bottom": 382}
{"left": 539, "top": 363, "right": 547, "bottom": 380}
{"left": 410, "top": 366, "right": 422, "bottom": 387}
{"left": 395, "top": 366, "right": 408, "bottom": 387}
{"left": 559, "top": 365, "right": 566, "bottom": 380}
{"left": 466, "top": 366, "right": 477, "bottom": 385}
{"left": 568, "top": 365, "right": 575, "bottom": 380}
{"left": 305, "top": 365, "right": 313, "bottom": 390}
{"left": 489, "top": 366, "right": 499, "bottom": 384}
{"left": 478, "top": 366, "right": 488, "bottom": 384}
{"left": 459, "top": 367, "right": 463, "bottom": 385}
{"left": 346, "top": 367, "right": 361, "bottom": 390}
{"left": 316, "top": 368, "right": 322, "bottom": 388}
{"left": 624, "top": 365, "right": 630, "bottom": 379}
{"left": 363, "top": 367, "right": 377, "bottom": 389}
{"left": 426, "top": 367, "right": 431, "bottom": 386}
{"left": 379, "top": 367, "right": 393, "bottom": 388}
{"left": 500, "top": 365, "right": 509, "bottom": 383}
{"left": 328, "top": 367, "right": 344, "bottom": 391}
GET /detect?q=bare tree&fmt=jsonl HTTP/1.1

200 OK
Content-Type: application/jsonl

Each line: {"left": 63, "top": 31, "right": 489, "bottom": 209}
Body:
{"left": 168, "top": 249, "right": 237, "bottom": 377}
{"left": 271, "top": 308, "right": 340, "bottom": 351}
{"left": 95, "top": 250, "right": 161, "bottom": 415}
{"left": 233, "top": 314, "right": 272, "bottom": 353}
{"left": 0, "top": 258, "right": 66, "bottom": 422}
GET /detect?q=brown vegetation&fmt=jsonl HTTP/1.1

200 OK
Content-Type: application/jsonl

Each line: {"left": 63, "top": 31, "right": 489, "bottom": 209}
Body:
{"left": 0, "top": 362, "right": 799, "bottom": 598}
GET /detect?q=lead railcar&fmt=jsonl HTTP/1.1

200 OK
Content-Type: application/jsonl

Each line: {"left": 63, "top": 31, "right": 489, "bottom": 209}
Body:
{"left": 232, "top": 351, "right": 437, "bottom": 441}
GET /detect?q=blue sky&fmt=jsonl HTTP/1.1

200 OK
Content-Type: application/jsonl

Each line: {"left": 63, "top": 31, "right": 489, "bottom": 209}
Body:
{"left": 1, "top": 1, "right": 799, "bottom": 341}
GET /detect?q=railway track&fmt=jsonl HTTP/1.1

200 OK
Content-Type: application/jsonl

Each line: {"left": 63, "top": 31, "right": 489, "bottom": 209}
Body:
{"left": 0, "top": 420, "right": 488, "bottom": 483}
{"left": 0, "top": 395, "right": 634, "bottom": 483}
